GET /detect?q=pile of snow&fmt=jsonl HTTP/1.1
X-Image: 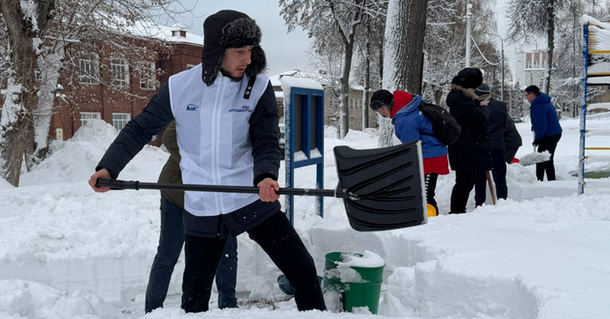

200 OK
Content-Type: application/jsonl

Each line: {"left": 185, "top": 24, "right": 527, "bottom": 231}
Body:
{"left": 1, "top": 117, "right": 610, "bottom": 318}
{"left": 519, "top": 150, "right": 551, "bottom": 166}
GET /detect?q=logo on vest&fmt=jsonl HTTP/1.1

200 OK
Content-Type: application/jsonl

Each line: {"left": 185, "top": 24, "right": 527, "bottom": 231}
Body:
{"left": 229, "top": 106, "right": 253, "bottom": 113}
{"left": 186, "top": 104, "right": 198, "bottom": 111}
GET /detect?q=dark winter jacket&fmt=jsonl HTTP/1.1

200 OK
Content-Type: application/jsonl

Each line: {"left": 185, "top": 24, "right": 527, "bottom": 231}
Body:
{"left": 487, "top": 98, "right": 507, "bottom": 151}
{"left": 504, "top": 115, "right": 522, "bottom": 150}
{"left": 95, "top": 80, "right": 280, "bottom": 238}
{"left": 96, "top": 10, "right": 280, "bottom": 238}
{"left": 392, "top": 93, "right": 448, "bottom": 159}
{"left": 157, "top": 121, "right": 183, "bottom": 208}
{"left": 446, "top": 85, "right": 492, "bottom": 171}
{"left": 96, "top": 82, "right": 279, "bottom": 185}
{"left": 530, "top": 93, "right": 562, "bottom": 140}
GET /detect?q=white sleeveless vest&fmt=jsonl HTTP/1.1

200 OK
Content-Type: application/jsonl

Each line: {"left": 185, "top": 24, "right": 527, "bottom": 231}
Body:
{"left": 168, "top": 64, "right": 269, "bottom": 217}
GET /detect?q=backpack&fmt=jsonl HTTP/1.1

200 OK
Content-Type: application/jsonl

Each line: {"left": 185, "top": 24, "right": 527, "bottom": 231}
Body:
{"left": 418, "top": 102, "right": 461, "bottom": 145}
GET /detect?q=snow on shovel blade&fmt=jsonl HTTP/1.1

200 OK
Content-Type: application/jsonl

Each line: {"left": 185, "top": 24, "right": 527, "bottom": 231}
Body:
{"left": 519, "top": 151, "right": 551, "bottom": 166}
{"left": 95, "top": 141, "right": 427, "bottom": 232}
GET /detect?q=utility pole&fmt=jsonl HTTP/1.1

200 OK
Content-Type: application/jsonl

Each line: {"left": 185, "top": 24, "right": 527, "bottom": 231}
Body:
{"left": 465, "top": 0, "right": 472, "bottom": 67}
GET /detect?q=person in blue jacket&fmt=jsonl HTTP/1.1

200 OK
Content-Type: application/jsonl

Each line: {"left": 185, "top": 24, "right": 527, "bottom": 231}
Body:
{"left": 370, "top": 89, "right": 449, "bottom": 216}
{"left": 525, "top": 85, "right": 562, "bottom": 181}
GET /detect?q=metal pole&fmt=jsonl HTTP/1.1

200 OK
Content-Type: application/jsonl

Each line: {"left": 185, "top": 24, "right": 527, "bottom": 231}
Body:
{"left": 465, "top": 0, "right": 472, "bottom": 67}
{"left": 579, "top": 24, "right": 589, "bottom": 195}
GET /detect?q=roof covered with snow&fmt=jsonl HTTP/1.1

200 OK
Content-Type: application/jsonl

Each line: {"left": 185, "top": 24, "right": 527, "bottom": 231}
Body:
{"left": 130, "top": 21, "right": 203, "bottom": 47}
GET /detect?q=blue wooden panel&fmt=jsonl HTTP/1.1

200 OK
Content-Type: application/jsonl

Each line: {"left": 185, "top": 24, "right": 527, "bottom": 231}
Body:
{"left": 284, "top": 86, "right": 325, "bottom": 223}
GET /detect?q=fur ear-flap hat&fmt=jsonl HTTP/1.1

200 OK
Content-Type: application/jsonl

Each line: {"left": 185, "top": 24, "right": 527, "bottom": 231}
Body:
{"left": 451, "top": 67, "right": 483, "bottom": 89}
{"left": 201, "top": 10, "right": 267, "bottom": 85}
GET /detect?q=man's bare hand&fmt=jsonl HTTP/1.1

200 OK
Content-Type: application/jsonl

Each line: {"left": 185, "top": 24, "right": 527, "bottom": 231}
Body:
{"left": 88, "top": 169, "right": 111, "bottom": 193}
{"left": 257, "top": 178, "right": 279, "bottom": 202}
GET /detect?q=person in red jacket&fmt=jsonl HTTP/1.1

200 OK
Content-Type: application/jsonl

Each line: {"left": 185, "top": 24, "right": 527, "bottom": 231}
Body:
{"left": 370, "top": 89, "right": 449, "bottom": 216}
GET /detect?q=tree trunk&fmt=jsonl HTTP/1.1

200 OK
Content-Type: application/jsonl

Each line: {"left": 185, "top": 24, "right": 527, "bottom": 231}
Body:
{"left": 542, "top": 0, "right": 555, "bottom": 94}
{"left": 0, "top": 0, "right": 40, "bottom": 186}
{"left": 25, "top": 46, "right": 65, "bottom": 170}
{"left": 378, "top": 37, "right": 384, "bottom": 90}
{"left": 331, "top": 0, "right": 363, "bottom": 139}
{"left": 383, "top": 0, "right": 428, "bottom": 94}
{"left": 379, "top": 0, "right": 429, "bottom": 147}
{"left": 362, "top": 27, "right": 371, "bottom": 130}
{"left": 339, "top": 40, "right": 354, "bottom": 139}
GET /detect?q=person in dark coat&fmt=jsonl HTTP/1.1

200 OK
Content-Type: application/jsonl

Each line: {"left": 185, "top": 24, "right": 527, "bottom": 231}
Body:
{"left": 525, "top": 85, "right": 562, "bottom": 181}
{"left": 369, "top": 89, "right": 449, "bottom": 216}
{"left": 504, "top": 114, "right": 522, "bottom": 164}
{"left": 473, "top": 84, "right": 508, "bottom": 205}
{"left": 446, "top": 68, "right": 492, "bottom": 214}
{"left": 145, "top": 121, "right": 238, "bottom": 312}
{"left": 88, "top": 10, "right": 325, "bottom": 313}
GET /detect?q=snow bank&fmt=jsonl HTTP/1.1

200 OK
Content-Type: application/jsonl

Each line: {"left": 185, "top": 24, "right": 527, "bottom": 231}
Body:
{"left": 1, "top": 116, "right": 610, "bottom": 318}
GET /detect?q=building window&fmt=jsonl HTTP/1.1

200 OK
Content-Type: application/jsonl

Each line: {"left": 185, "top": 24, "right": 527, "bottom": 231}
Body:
{"left": 80, "top": 112, "right": 101, "bottom": 126}
{"left": 79, "top": 53, "right": 99, "bottom": 85}
{"left": 139, "top": 62, "right": 156, "bottom": 90}
{"left": 111, "top": 58, "right": 129, "bottom": 87}
{"left": 186, "top": 64, "right": 197, "bottom": 70}
{"left": 112, "top": 113, "right": 131, "bottom": 131}
{"left": 55, "top": 128, "right": 63, "bottom": 140}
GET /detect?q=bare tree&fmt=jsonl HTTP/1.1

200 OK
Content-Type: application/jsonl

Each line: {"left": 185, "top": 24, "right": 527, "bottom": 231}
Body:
{"left": 280, "top": 0, "right": 370, "bottom": 139}
{"left": 423, "top": 0, "right": 498, "bottom": 106}
{"left": 0, "top": 0, "right": 190, "bottom": 186}
{"left": 550, "top": 0, "right": 610, "bottom": 117}
{"left": 506, "top": 0, "right": 564, "bottom": 94}
{"left": 352, "top": 2, "right": 386, "bottom": 130}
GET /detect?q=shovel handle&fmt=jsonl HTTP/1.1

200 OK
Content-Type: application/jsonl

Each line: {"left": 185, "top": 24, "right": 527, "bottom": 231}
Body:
{"left": 485, "top": 171, "right": 497, "bottom": 205}
{"left": 95, "top": 179, "right": 349, "bottom": 198}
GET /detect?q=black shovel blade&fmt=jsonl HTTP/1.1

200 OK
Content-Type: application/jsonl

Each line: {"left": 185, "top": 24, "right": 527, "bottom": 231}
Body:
{"left": 334, "top": 141, "right": 427, "bottom": 231}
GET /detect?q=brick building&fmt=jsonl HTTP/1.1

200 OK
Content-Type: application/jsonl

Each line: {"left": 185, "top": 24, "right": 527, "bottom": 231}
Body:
{"left": 1, "top": 23, "right": 203, "bottom": 145}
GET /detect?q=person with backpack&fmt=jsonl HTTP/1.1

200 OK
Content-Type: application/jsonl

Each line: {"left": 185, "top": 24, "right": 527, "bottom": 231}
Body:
{"left": 446, "top": 68, "right": 492, "bottom": 214}
{"left": 473, "top": 83, "right": 509, "bottom": 206}
{"left": 370, "top": 89, "right": 450, "bottom": 216}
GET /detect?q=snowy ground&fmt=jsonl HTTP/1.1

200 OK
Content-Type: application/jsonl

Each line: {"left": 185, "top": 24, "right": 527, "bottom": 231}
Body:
{"left": 1, "top": 117, "right": 610, "bottom": 319}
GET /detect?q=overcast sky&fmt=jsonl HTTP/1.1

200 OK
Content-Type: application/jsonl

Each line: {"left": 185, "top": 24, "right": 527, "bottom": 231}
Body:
{"left": 166, "top": 0, "right": 311, "bottom": 77}
{"left": 167, "top": 0, "right": 532, "bottom": 82}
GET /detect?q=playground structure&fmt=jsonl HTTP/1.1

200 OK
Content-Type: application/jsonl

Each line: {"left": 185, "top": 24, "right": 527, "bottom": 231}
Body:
{"left": 579, "top": 15, "right": 610, "bottom": 194}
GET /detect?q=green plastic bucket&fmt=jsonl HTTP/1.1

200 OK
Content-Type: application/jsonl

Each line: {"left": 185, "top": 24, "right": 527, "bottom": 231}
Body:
{"left": 323, "top": 251, "right": 385, "bottom": 314}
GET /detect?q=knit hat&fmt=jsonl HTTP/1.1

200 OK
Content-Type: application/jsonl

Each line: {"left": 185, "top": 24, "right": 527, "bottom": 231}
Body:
{"left": 370, "top": 89, "right": 394, "bottom": 111}
{"left": 201, "top": 10, "right": 267, "bottom": 86}
{"left": 474, "top": 83, "right": 491, "bottom": 96}
{"left": 451, "top": 67, "right": 483, "bottom": 89}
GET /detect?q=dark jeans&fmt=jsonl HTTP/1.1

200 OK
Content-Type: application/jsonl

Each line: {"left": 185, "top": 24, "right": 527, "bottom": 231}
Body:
{"left": 449, "top": 170, "right": 478, "bottom": 214}
{"left": 181, "top": 211, "right": 326, "bottom": 313}
{"left": 425, "top": 173, "right": 439, "bottom": 215}
{"left": 145, "top": 195, "right": 238, "bottom": 313}
{"left": 475, "top": 150, "right": 508, "bottom": 205}
{"left": 536, "top": 133, "right": 561, "bottom": 181}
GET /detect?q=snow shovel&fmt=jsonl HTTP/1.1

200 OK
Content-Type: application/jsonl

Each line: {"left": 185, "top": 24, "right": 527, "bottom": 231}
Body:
{"left": 518, "top": 132, "right": 551, "bottom": 167}
{"left": 96, "top": 141, "right": 427, "bottom": 232}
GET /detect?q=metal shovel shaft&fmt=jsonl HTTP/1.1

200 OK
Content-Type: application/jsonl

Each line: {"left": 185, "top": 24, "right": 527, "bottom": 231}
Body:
{"left": 96, "top": 179, "right": 347, "bottom": 198}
